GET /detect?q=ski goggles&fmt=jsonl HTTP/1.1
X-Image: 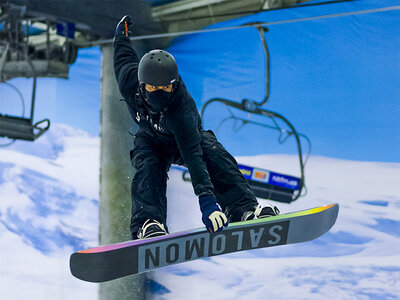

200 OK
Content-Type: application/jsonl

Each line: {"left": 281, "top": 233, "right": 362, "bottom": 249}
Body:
{"left": 145, "top": 84, "right": 173, "bottom": 93}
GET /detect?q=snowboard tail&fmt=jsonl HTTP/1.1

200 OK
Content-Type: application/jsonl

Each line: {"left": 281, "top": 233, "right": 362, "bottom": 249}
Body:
{"left": 70, "top": 203, "right": 339, "bottom": 282}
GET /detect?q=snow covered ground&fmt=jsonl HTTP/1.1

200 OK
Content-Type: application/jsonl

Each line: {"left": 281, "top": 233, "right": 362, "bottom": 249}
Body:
{"left": 158, "top": 155, "right": 400, "bottom": 300}
{"left": 0, "top": 124, "right": 99, "bottom": 300}
{"left": 1, "top": 124, "right": 399, "bottom": 299}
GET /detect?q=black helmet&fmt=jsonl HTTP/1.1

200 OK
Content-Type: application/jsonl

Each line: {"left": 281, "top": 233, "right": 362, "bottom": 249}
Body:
{"left": 138, "top": 50, "right": 179, "bottom": 86}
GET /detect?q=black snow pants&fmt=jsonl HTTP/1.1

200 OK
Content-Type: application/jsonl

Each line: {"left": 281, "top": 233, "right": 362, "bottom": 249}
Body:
{"left": 129, "top": 129, "right": 258, "bottom": 238}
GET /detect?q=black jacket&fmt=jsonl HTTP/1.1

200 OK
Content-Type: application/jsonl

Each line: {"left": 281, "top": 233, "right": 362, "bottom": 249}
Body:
{"left": 113, "top": 35, "right": 214, "bottom": 197}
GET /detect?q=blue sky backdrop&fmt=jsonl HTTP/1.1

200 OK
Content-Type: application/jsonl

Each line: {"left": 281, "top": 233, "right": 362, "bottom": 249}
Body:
{"left": 168, "top": 0, "right": 400, "bottom": 162}
{"left": 1, "top": 0, "right": 399, "bottom": 162}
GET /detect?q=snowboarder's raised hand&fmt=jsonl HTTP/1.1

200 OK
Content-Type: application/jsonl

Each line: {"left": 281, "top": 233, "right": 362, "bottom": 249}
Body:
{"left": 199, "top": 194, "right": 228, "bottom": 233}
{"left": 114, "top": 15, "right": 133, "bottom": 38}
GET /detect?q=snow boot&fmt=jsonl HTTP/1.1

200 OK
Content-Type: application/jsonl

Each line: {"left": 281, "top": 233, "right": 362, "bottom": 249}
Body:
{"left": 241, "top": 203, "right": 280, "bottom": 221}
{"left": 137, "top": 219, "right": 168, "bottom": 239}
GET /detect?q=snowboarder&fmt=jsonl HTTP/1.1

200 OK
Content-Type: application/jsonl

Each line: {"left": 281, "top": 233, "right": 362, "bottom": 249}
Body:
{"left": 113, "top": 15, "right": 280, "bottom": 240}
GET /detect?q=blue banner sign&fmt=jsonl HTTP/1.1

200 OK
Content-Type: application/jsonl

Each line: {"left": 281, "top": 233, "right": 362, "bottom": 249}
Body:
{"left": 238, "top": 164, "right": 300, "bottom": 190}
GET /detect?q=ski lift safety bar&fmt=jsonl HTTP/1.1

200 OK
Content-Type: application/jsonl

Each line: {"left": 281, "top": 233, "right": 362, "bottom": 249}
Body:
{"left": 180, "top": 164, "right": 300, "bottom": 203}
{"left": 0, "top": 114, "right": 50, "bottom": 141}
{"left": 238, "top": 164, "right": 299, "bottom": 191}
{"left": 238, "top": 164, "right": 300, "bottom": 203}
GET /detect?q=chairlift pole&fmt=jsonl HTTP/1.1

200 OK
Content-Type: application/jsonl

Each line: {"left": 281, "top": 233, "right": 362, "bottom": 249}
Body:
{"left": 46, "top": 19, "right": 50, "bottom": 60}
{"left": 29, "top": 74, "right": 37, "bottom": 122}
{"left": 255, "top": 25, "right": 270, "bottom": 106}
{"left": 26, "top": 58, "right": 37, "bottom": 122}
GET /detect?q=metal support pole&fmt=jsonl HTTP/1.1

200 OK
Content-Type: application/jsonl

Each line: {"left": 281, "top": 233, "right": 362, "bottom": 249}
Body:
{"left": 29, "top": 75, "right": 37, "bottom": 122}
{"left": 15, "top": 20, "right": 20, "bottom": 60}
{"left": 46, "top": 19, "right": 50, "bottom": 60}
{"left": 255, "top": 25, "right": 270, "bottom": 106}
{"left": 24, "top": 20, "right": 29, "bottom": 58}
{"left": 27, "top": 58, "right": 37, "bottom": 122}
{"left": 98, "top": 44, "right": 145, "bottom": 300}
{"left": 0, "top": 43, "right": 10, "bottom": 82}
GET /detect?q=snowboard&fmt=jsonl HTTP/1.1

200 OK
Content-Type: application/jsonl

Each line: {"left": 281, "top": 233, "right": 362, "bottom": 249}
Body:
{"left": 70, "top": 203, "right": 339, "bottom": 282}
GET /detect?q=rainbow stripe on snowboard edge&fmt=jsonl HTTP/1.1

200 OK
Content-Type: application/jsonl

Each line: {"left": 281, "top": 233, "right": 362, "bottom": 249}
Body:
{"left": 78, "top": 204, "right": 336, "bottom": 254}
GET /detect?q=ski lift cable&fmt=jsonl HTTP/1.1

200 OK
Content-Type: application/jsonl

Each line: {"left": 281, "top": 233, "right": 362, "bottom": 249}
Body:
{"left": 75, "top": 5, "right": 400, "bottom": 48}
{"left": 153, "top": 0, "right": 357, "bottom": 24}
{"left": 134, "top": 0, "right": 358, "bottom": 36}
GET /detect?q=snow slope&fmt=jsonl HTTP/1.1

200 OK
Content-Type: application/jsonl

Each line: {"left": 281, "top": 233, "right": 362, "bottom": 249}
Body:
{"left": 1, "top": 124, "right": 400, "bottom": 299}
{"left": 0, "top": 124, "right": 99, "bottom": 300}
{"left": 155, "top": 155, "right": 400, "bottom": 300}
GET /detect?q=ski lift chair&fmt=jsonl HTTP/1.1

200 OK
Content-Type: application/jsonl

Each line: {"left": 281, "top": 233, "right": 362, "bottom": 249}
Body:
{"left": 197, "top": 25, "right": 311, "bottom": 203}
{"left": 0, "top": 43, "right": 50, "bottom": 142}
{"left": 0, "top": 8, "right": 75, "bottom": 143}
{"left": 0, "top": 114, "right": 50, "bottom": 141}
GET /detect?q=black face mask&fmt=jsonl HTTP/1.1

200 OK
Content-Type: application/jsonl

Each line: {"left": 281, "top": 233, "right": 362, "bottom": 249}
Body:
{"left": 145, "top": 89, "right": 172, "bottom": 113}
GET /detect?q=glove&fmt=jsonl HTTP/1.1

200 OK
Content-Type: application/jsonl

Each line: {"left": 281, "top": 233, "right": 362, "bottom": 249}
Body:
{"left": 199, "top": 194, "right": 228, "bottom": 233}
{"left": 114, "top": 15, "right": 133, "bottom": 38}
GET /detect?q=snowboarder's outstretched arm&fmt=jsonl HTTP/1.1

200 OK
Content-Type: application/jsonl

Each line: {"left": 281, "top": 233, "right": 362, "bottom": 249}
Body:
{"left": 113, "top": 15, "right": 139, "bottom": 100}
